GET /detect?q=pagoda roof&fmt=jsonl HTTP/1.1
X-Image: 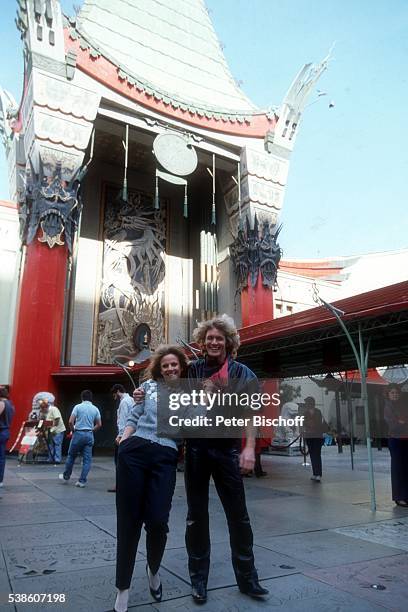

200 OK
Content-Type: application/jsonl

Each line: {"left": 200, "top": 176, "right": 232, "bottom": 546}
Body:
{"left": 0, "top": 200, "right": 17, "bottom": 210}
{"left": 72, "top": 0, "right": 260, "bottom": 121}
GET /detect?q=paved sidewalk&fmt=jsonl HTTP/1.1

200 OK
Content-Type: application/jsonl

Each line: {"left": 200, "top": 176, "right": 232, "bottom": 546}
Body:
{"left": 1, "top": 446, "right": 408, "bottom": 611}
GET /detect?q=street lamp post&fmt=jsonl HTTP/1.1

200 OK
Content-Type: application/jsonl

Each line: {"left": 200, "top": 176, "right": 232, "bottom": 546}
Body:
{"left": 313, "top": 285, "right": 376, "bottom": 512}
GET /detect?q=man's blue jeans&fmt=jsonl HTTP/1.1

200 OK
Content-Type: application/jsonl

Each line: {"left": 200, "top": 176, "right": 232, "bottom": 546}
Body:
{"left": 48, "top": 432, "right": 64, "bottom": 463}
{"left": 63, "top": 431, "right": 94, "bottom": 483}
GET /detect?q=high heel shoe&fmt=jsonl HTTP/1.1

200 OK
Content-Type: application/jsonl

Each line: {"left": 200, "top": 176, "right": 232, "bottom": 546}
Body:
{"left": 146, "top": 564, "right": 162, "bottom": 602}
{"left": 113, "top": 588, "right": 128, "bottom": 612}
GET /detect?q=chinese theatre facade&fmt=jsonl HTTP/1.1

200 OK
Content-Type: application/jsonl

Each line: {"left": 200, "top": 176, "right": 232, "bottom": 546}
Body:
{"left": 1, "top": 0, "right": 327, "bottom": 445}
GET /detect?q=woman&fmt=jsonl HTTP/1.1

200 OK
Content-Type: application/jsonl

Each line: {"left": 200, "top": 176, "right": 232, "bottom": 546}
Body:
{"left": 384, "top": 384, "right": 408, "bottom": 507}
{"left": 114, "top": 345, "right": 202, "bottom": 612}
{"left": 0, "top": 387, "right": 15, "bottom": 488}
{"left": 303, "top": 396, "right": 327, "bottom": 482}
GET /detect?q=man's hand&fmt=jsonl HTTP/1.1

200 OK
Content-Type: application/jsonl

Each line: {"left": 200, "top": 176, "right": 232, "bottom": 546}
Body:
{"left": 115, "top": 435, "right": 121, "bottom": 445}
{"left": 239, "top": 445, "right": 255, "bottom": 472}
{"left": 133, "top": 387, "right": 145, "bottom": 403}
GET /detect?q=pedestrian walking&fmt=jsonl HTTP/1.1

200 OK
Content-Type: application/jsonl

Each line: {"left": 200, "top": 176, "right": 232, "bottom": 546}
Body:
{"left": 303, "top": 396, "right": 328, "bottom": 482}
{"left": 0, "top": 387, "right": 15, "bottom": 488}
{"left": 107, "top": 384, "right": 134, "bottom": 492}
{"left": 58, "top": 390, "right": 101, "bottom": 487}
{"left": 384, "top": 384, "right": 408, "bottom": 507}
{"left": 47, "top": 401, "right": 66, "bottom": 464}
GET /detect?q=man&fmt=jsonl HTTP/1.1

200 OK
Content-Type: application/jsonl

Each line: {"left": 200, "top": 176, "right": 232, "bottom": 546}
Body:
{"left": 47, "top": 401, "right": 66, "bottom": 464}
{"left": 185, "top": 315, "right": 268, "bottom": 603}
{"left": 107, "top": 384, "right": 134, "bottom": 492}
{"left": 59, "top": 390, "right": 101, "bottom": 487}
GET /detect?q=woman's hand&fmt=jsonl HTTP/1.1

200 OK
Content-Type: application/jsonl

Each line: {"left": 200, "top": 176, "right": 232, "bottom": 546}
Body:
{"left": 120, "top": 425, "right": 135, "bottom": 443}
{"left": 133, "top": 387, "right": 145, "bottom": 404}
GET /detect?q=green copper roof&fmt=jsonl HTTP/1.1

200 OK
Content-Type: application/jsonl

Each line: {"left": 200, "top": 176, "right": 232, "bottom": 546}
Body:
{"left": 75, "top": 0, "right": 258, "bottom": 115}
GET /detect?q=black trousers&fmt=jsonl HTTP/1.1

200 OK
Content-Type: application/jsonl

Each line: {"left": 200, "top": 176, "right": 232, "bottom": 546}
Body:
{"left": 184, "top": 443, "right": 258, "bottom": 588}
{"left": 116, "top": 436, "right": 178, "bottom": 590}
{"left": 388, "top": 438, "right": 408, "bottom": 501}
{"left": 306, "top": 438, "right": 323, "bottom": 476}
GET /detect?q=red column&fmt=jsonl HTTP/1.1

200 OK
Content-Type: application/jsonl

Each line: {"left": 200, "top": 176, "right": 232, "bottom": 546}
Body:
{"left": 241, "top": 274, "right": 273, "bottom": 327}
{"left": 9, "top": 238, "right": 67, "bottom": 444}
{"left": 241, "top": 276, "right": 278, "bottom": 445}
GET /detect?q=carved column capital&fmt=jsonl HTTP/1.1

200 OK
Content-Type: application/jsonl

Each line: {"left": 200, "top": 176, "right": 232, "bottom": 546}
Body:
{"left": 20, "top": 160, "right": 81, "bottom": 252}
{"left": 230, "top": 214, "right": 282, "bottom": 292}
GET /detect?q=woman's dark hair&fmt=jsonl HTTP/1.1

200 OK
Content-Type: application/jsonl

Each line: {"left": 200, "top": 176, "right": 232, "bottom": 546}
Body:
{"left": 110, "top": 384, "right": 126, "bottom": 394}
{"left": 81, "top": 389, "right": 93, "bottom": 402}
{"left": 143, "top": 345, "right": 188, "bottom": 381}
{"left": 0, "top": 386, "right": 9, "bottom": 399}
{"left": 388, "top": 383, "right": 401, "bottom": 391}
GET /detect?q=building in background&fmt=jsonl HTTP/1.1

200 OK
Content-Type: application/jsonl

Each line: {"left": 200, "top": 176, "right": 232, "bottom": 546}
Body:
{"left": 0, "top": 200, "right": 20, "bottom": 385}
{"left": 0, "top": 0, "right": 328, "bottom": 445}
{"left": 272, "top": 251, "right": 408, "bottom": 443}
{"left": 276, "top": 250, "right": 408, "bottom": 319}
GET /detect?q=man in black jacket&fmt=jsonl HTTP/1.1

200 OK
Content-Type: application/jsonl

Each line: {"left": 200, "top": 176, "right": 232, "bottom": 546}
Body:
{"left": 185, "top": 315, "right": 268, "bottom": 604}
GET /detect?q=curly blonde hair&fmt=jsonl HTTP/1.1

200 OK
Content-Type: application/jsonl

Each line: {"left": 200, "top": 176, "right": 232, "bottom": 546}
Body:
{"left": 143, "top": 344, "right": 188, "bottom": 381}
{"left": 192, "top": 314, "right": 240, "bottom": 358}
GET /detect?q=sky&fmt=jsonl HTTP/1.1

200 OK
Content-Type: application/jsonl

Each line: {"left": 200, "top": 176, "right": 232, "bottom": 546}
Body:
{"left": 0, "top": 0, "right": 407, "bottom": 258}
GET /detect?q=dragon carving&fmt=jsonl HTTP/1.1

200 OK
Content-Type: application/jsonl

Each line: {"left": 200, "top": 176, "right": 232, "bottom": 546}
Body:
{"left": 230, "top": 214, "right": 281, "bottom": 291}
{"left": 21, "top": 161, "right": 81, "bottom": 252}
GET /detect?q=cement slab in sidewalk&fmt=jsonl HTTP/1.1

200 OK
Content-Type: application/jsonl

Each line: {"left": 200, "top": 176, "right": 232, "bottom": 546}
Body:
{"left": 0, "top": 447, "right": 406, "bottom": 611}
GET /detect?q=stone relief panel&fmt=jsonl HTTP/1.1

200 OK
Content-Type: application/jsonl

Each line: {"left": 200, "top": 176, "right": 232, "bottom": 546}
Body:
{"left": 33, "top": 108, "right": 91, "bottom": 150}
{"left": 33, "top": 72, "right": 99, "bottom": 121}
{"left": 241, "top": 175, "right": 285, "bottom": 211}
{"left": 224, "top": 146, "right": 287, "bottom": 238}
{"left": 96, "top": 187, "right": 166, "bottom": 364}
{"left": 241, "top": 147, "right": 289, "bottom": 185}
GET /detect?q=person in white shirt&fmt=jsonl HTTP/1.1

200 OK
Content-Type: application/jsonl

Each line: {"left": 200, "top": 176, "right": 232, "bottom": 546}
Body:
{"left": 107, "top": 384, "right": 134, "bottom": 493}
{"left": 47, "top": 402, "right": 66, "bottom": 464}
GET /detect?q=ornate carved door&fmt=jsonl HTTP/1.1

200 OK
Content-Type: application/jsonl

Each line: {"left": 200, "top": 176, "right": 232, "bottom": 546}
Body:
{"left": 96, "top": 186, "right": 166, "bottom": 363}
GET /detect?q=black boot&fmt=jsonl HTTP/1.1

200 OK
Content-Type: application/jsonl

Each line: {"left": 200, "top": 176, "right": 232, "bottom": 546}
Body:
{"left": 239, "top": 578, "right": 269, "bottom": 598}
{"left": 191, "top": 581, "right": 207, "bottom": 604}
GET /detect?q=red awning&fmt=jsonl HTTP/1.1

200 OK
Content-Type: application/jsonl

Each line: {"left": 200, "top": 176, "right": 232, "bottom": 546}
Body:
{"left": 338, "top": 368, "right": 388, "bottom": 385}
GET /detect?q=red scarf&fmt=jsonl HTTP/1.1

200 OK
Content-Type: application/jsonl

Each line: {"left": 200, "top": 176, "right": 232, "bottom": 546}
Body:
{"left": 209, "top": 358, "right": 229, "bottom": 388}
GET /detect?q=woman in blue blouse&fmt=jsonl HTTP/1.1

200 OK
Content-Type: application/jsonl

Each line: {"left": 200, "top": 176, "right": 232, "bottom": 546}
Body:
{"left": 114, "top": 345, "right": 193, "bottom": 612}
